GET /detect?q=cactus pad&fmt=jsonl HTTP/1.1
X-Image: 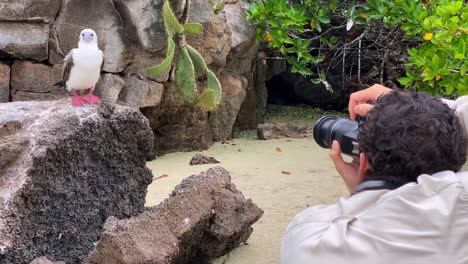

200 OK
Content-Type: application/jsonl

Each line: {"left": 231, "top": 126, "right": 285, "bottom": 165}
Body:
{"left": 196, "top": 88, "right": 216, "bottom": 110}
{"left": 147, "top": 37, "right": 176, "bottom": 78}
{"left": 183, "top": 23, "right": 204, "bottom": 35}
{"left": 163, "top": 0, "right": 183, "bottom": 36}
{"left": 207, "top": 69, "right": 222, "bottom": 105}
{"left": 176, "top": 47, "right": 197, "bottom": 103}
{"left": 186, "top": 45, "right": 207, "bottom": 77}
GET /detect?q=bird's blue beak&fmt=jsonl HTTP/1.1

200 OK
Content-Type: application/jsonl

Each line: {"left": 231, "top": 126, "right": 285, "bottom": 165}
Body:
{"left": 82, "top": 32, "right": 94, "bottom": 43}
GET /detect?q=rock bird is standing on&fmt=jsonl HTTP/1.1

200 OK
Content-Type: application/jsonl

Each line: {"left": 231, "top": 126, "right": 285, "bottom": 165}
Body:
{"left": 56, "top": 29, "right": 104, "bottom": 106}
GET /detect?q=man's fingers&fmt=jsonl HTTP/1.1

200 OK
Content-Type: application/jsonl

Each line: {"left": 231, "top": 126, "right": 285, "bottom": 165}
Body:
{"left": 354, "top": 104, "right": 375, "bottom": 117}
{"left": 348, "top": 94, "right": 361, "bottom": 120}
{"left": 329, "top": 141, "right": 345, "bottom": 176}
{"left": 348, "top": 84, "right": 392, "bottom": 119}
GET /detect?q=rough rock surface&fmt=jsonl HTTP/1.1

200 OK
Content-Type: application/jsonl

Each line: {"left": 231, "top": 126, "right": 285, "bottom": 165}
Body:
{"left": 0, "top": 100, "right": 154, "bottom": 264}
{"left": 0, "top": 62, "right": 10, "bottom": 103}
{"left": 29, "top": 257, "right": 66, "bottom": 264}
{"left": 257, "top": 122, "right": 310, "bottom": 140}
{"left": 119, "top": 75, "right": 164, "bottom": 108}
{"left": 112, "top": 0, "right": 166, "bottom": 52}
{"left": 95, "top": 74, "right": 125, "bottom": 104}
{"left": 142, "top": 83, "right": 214, "bottom": 155}
{"left": 186, "top": 7, "right": 232, "bottom": 69}
{"left": 10, "top": 60, "right": 67, "bottom": 101}
{"left": 235, "top": 51, "right": 268, "bottom": 130}
{"left": 210, "top": 73, "right": 247, "bottom": 141}
{"left": 189, "top": 153, "right": 220, "bottom": 165}
{"left": 0, "top": 0, "right": 62, "bottom": 22}
{"left": 0, "top": 22, "right": 50, "bottom": 61}
{"left": 86, "top": 167, "right": 263, "bottom": 264}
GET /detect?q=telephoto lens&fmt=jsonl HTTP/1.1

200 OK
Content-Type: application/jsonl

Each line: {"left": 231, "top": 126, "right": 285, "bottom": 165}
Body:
{"left": 313, "top": 115, "right": 360, "bottom": 157}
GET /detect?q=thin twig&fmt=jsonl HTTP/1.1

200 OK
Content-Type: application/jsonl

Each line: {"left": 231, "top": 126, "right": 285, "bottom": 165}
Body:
{"left": 358, "top": 35, "right": 363, "bottom": 86}
{"left": 380, "top": 48, "right": 390, "bottom": 84}
{"left": 342, "top": 47, "right": 346, "bottom": 92}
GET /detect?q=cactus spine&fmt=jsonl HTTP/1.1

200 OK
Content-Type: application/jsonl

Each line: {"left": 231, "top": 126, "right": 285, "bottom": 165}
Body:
{"left": 147, "top": 0, "right": 223, "bottom": 111}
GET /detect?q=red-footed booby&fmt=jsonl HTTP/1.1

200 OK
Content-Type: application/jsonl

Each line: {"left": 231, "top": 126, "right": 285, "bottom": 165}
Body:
{"left": 55, "top": 29, "right": 104, "bottom": 106}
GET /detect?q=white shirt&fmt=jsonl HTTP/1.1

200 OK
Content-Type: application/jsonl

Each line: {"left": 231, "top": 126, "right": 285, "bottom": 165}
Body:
{"left": 281, "top": 171, "right": 468, "bottom": 264}
{"left": 281, "top": 96, "right": 468, "bottom": 264}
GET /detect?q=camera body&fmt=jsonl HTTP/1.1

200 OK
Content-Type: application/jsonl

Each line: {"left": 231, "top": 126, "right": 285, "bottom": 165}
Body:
{"left": 313, "top": 116, "right": 360, "bottom": 157}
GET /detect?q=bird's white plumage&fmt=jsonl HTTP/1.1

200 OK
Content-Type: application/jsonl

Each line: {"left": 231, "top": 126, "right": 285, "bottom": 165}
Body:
{"left": 64, "top": 29, "right": 103, "bottom": 92}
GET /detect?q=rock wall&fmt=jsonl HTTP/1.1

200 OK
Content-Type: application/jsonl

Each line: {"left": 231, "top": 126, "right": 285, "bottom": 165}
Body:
{"left": 0, "top": 0, "right": 267, "bottom": 154}
{"left": 0, "top": 100, "right": 154, "bottom": 263}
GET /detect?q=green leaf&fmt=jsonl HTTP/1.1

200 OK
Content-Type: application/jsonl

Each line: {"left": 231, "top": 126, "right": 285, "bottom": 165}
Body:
{"left": 147, "top": 37, "right": 175, "bottom": 77}
{"left": 207, "top": 69, "right": 222, "bottom": 105}
{"left": 455, "top": 53, "right": 465, "bottom": 60}
{"left": 163, "top": 0, "right": 183, "bottom": 36}
{"left": 317, "top": 16, "right": 331, "bottom": 24}
{"left": 310, "top": 78, "right": 322, "bottom": 84}
{"left": 183, "top": 23, "right": 203, "bottom": 35}
{"left": 460, "top": 62, "right": 468, "bottom": 76}
{"left": 176, "top": 47, "right": 197, "bottom": 103}
{"left": 186, "top": 45, "right": 207, "bottom": 77}
{"left": 459, "top": 39, "right": 466, "bottom": 55}
{"left": 398, "top": 76, "right": 413, "bottom": 86}
{"left": 432, "top": 54, "right": 440, "bottom": 67}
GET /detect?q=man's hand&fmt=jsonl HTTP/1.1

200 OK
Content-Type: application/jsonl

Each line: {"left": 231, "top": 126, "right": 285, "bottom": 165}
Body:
{"left": 329, "top": 141, "right": 366, "bottom": 194}
{"left": 348, "top": 84, "right": 392, "bottom": 119}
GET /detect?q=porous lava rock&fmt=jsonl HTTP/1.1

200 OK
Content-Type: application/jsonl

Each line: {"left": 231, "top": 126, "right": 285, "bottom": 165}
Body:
{"left": 86, "top": 167, "right": 263, "bottom": 264}
{"left": 0, "top": 100, "right": 154, "bottom": 263}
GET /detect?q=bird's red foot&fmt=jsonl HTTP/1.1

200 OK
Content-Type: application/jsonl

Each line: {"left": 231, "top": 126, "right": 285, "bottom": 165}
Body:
{"left": 72, "top": 92, "right": 85, "bottom": 106}
{"left": 83, "top": 91, "right": 101, "bottom": 105}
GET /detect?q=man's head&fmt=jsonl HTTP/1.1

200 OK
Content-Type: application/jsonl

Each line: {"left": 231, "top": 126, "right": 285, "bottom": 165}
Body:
{"left": 358, "top": 91, "right": 466, "bottom": 186}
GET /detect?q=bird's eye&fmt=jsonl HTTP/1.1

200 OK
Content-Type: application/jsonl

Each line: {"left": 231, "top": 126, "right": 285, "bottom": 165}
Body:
{"left": 91, "top": 34, "right": 94, "bottom": 37}
{"left": 82, "top": 34, "right": 84, "bottom": 37}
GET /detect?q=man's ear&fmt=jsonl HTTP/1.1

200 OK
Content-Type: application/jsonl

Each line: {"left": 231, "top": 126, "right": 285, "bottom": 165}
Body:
{"left": 358, "top": 152, "right": 369, "bottom": 182}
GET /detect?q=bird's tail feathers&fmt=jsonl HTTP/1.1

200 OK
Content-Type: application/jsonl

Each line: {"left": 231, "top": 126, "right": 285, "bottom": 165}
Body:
{"left": 54, "top": 80, "right": 65, "bottom": 87}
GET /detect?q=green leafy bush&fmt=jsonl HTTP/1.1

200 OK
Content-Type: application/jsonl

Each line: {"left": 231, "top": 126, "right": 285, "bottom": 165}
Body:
{"left": 376, "top": 0, "right": 468, "bottom": 96}
{"left": 247, "top": 0, "right": 468, "bottom": 96}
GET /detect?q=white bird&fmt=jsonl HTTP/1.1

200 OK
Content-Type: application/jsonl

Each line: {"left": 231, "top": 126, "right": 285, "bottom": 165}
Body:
{"left": 55, "top": 29, "right": 104, "bottom": 106}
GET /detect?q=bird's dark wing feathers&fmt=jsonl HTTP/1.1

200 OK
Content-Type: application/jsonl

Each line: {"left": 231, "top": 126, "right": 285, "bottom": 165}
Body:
{"left": 100, "top": 50, "right": 104, "bottom": 70}
{"left": 54, "top": 50, "right": 74, "bottom": 87}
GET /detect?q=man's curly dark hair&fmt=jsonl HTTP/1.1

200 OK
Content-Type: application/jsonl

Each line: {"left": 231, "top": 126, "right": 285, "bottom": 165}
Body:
{"left": 359, "top": 91, "right": 467, "bottom": 186}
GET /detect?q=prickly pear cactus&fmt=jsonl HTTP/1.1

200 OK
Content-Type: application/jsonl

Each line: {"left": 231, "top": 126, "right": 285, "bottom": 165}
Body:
{"left": 147, "top": 0, "right": 223, "bottom": 111}
{"left": 176, "top": 47, "right": 197, "bottom": 103}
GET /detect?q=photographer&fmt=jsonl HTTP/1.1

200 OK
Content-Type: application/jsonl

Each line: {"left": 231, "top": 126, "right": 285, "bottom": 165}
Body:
{"left": 281, "top": 85, "right": 468, "bottom": 264}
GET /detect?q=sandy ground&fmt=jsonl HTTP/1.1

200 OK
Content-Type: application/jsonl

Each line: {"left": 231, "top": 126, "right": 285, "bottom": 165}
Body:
{"left": 146, "top": 137, "right": 468, "bottom": 264}
{"left": 146, "top": 138, "right": 349, "bottom": 264}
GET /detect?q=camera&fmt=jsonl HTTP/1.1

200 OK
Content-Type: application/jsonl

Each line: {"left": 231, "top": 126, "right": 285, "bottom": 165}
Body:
{"left": 313, "top": 116, "right": 360, "bottom": 157}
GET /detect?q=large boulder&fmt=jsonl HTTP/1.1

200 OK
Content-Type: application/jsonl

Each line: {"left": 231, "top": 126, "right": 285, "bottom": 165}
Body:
{"left": 186, "top": 0, "right": 232, "bottom": 69}
{"left": 0, "top": 0, "right": 62, "bottom": 22}
{"left": 86, "top": 167, "right": 263, "bottom": 264}
{"left": 0, "top": 22, "right": 49, "bottom": 61}
{"left": 0, "top": 100, "right": 154, "bottom": 263}
{"left": 235, "top": 51, "right": 268, "bottom": 130}
{"left": 210, "top": 73, "right": 247, "bottom": 141}
{"left": 119, "top": 75, "right": 164, "bottom": 108}
{"left": 112, "top": 0, "right": 166, "bottom": 52}
{"left": 95, "top": 74, "right": 125, "bottom": 104}
{"left": 10, "top": 60, "right": 67, "bottom": 101}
